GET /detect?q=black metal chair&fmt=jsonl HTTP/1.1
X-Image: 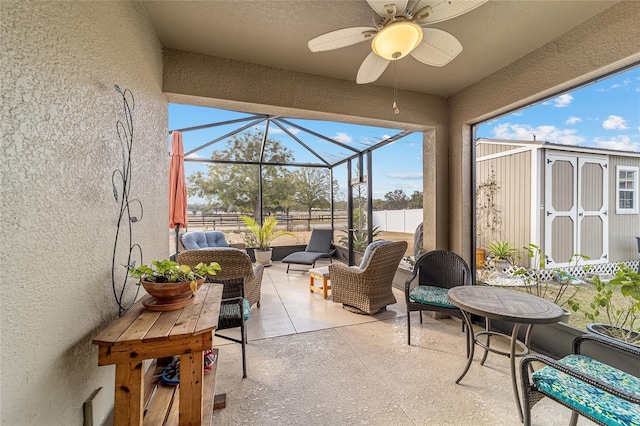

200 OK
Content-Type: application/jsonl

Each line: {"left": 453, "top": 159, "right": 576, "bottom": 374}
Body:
{"left": 405, "top": 250, "right": 472, "bottom": 346}
{"left": 206, "top": 277, "right": 249, "bottom": 378}
{"left": 282, "top": 229, "right": 335, "bottom": 272}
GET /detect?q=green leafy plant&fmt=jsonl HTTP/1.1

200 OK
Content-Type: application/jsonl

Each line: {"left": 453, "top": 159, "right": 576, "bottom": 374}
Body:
{"left": 403, "top": 247, "right": 425, "bottom": 271}
{"left": 127, "top": 259, "right": 221, "bottom": 293}
{"left": 338, "top": 226, "right": 381, "bottom": 253}
{"left": 568, "top": 264, "right": 640, "bottom": 345}
{"left": 239, "top": 215, "right": 293, "bottom": 251}
{"left": 514, "top": 244, "right": 587, "bottom": 307}
{"left": 485, "top": 240, "right": 521, "bottom": 265}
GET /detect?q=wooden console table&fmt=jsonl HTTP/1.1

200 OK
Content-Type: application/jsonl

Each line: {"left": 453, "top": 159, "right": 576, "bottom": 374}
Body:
{"left": 93, "top": 283, "right": 223, "bottom": 426}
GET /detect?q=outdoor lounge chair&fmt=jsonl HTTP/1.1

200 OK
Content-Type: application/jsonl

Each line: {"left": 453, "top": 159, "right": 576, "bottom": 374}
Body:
{"left": 282, "top": 229, "right": 335, "bottom": 272}
{"left": 404, "top": 250, "right": 471, "bottom": 345}
{"left": 178, "top": 248, "right": 264, "bottom": 308}
{"left": 329, "top": 240, "right": 407, "bottom": 314}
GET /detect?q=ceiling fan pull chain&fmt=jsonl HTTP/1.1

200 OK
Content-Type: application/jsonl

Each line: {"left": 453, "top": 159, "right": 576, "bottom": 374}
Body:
{"left": 393, "top": 55, "right": 400, "bottom": 114}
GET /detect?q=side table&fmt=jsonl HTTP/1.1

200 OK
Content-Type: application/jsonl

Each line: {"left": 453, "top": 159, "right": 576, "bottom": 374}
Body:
{"left": 447, "top": 285, "right": 563, "bottom": 422}
{"left": 92, "top": 283, "right": 223, "bottom": 426}
{"left": 309, "top": 266, "right": 331, "bottom": 299}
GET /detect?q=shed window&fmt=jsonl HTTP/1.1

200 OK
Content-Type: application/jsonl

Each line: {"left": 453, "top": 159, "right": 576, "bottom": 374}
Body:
{"left": 616, "top": 166, "right": 639, "bottom": 214}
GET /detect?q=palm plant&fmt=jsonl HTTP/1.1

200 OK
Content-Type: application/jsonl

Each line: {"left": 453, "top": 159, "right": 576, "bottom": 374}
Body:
{"left": 239, "top": 215, "right": 293, "bottom": 250}
{"left": 338, "top": 226, "right": 381, "bottom": 252}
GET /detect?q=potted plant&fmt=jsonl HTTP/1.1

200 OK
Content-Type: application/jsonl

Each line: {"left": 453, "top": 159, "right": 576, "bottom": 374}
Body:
{"left": 568, "top": 264, "right": 640, "bottom": 346}
{"left": 485, "top": 240, "right": 520, "bottom": 273}
{"left": 338, "top": 225, "right": 382, "bottom": 253}
{"left": 127, "top": 259, "right": 221, "bottom": 311}
{"left": 239, "top": 215, "right": 293, "bottom": 265}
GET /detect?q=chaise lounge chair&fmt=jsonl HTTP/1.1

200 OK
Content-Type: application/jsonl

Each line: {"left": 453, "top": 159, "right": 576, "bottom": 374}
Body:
{"left": 282, "top": 229, "right": 335, "bottom": 273}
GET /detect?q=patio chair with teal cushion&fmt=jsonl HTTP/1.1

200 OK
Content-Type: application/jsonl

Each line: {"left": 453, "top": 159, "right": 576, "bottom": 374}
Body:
{"left": 405, "top": 250, "right": 472, "bottom": 346}
{"left": 205, "top": 277, "right": 250, "bottom": 378}
{"left": 521, "top": 333, "right": 640, "bottom": 426}
{"left": 282, "top": 229, "right": 335, "bottom": 272}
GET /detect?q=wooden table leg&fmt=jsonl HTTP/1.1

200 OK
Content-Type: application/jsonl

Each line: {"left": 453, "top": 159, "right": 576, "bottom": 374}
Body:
{"left": 113, "top": 361, "right": 144, "bottom": 426}
{"left": 179, "top": 351, "right": 204, "bottom": 426}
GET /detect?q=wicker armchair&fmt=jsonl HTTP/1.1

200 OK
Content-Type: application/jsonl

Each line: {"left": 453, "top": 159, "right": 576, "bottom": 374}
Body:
{"left": 329, "top": 240, "right": 407, "bottom": 314}
{"left": 178, "top": 248, "right": 264, "bottom": 309}
{"left": 405, "top": 250, "right": 471, "bottom": 345}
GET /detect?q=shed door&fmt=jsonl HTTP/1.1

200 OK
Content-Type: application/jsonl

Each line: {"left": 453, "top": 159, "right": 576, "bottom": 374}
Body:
{"left": 544, "top": 153, "right": 608, "bottom": 266}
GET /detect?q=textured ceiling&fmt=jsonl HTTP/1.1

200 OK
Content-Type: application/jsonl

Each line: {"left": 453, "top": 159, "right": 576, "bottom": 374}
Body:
{"left": 141, "top": 0, "right": 616, "bottom": 97}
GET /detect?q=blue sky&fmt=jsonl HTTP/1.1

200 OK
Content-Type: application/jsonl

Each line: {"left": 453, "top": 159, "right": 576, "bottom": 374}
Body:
{"left": 476, "top": 65, "right": 640, "bottom": 151}
{"left": 170, "top": 65, "right": 639, "bottom": 205}
{"left": 168, "top": 105, "right": 424, "bottom": 203}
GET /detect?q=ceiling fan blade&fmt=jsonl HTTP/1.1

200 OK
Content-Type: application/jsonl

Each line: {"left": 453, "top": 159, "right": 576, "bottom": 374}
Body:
{"left": 308, "top": 27, "right": 377, "bottom": 52}
{"left": 356, "top": 52, "right": 390, "bottom": 84}
{"left": 366, "top": 0, "right": 409, "bottom": 17}
{"left": 409, "top": 28, "right": 462, "bottom": 66}
{"left": 413, "top": 0, "right": 487, "bottom": 25}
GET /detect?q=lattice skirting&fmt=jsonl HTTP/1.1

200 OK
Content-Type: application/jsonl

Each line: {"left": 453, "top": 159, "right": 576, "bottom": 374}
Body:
{"left": 486, "top": 260, "right": 639, "bottom": 281}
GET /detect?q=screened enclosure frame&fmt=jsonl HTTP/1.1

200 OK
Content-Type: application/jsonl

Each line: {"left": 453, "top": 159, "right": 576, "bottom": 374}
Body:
{"left": 170, "top": 111, "right": 416, "bottom": 263}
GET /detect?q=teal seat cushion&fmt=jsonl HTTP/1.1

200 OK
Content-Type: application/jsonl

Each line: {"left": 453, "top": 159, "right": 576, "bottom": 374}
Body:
{"left": 532, "top": 354, "right": 640, "bottom": 426}
{"left": 220, "top": 298, "right": 251, "bottom": 322}
{"left": 409, "top": 286, "right": 457, "bottom": 308}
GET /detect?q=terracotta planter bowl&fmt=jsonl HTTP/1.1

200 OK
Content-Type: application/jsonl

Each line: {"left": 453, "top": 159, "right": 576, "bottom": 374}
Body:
{"left": 141, "top": 278, "right": 204, "bottom": 311}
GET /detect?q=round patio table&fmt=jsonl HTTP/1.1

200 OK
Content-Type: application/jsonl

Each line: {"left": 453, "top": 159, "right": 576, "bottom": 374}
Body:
{"left": 447, "top": 285, "right": 564, "bottom": 422}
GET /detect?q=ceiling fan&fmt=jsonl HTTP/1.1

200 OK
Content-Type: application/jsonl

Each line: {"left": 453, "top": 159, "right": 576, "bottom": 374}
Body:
{"left": 308, "top": 0, "right": 488, "bottom": 84}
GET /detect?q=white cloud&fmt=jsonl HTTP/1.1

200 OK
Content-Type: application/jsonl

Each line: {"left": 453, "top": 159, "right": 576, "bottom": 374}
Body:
{"left": 593, "top": 135, "right": 639, "bottom": 152}
{"left": 565, "top": 116, "right": 582, "bottom": 125}
{"left": 384, "top": 172, "right": 422, "bottom": 179}
{"left": 393, "top": 182, "right": 421, "bottom": 191}
{"left": 610, "top": 79, "right": 631, "bottom": 89}
{"left": 269, "top": 126, "right": 300, "bottom": 135}
{"left": 511, "top": 111, "right": 523, "bottom": 117}
{"left": 185, "top": 153, "right": 205, "bottom": 159}
{"left": 553, "top": 94, "right": 573, "bottom": 108}
{"left": 333, "top": 132, "right": 353, "bottom": 143}
{"left": 492, "top": 123, "right": 585, "bottom": 145}
{"left": 602, "top": 115, "right": 628, "bottom": 130}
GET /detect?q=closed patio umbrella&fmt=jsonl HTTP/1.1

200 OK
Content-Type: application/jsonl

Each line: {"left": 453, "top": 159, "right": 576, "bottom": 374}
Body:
{"left": 169, "top": 131, "right": 187, "bottom": 257}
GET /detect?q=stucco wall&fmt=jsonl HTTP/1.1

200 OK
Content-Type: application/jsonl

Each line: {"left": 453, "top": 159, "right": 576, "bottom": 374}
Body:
{"left": 448, "top": 1, "right": 640, "bottom": 264}
{"left": 1, "top": 2, "right": 166, "bottom": 425}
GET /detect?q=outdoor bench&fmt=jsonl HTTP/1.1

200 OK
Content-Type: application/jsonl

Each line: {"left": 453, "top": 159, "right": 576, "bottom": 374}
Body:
{"left": 520, "top": 333, "right": 640, "bottom": 426}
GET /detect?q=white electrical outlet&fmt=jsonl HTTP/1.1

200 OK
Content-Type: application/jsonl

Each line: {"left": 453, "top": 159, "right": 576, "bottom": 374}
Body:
{"left": 83, "top": 387, "right": 107, "bottom": 426}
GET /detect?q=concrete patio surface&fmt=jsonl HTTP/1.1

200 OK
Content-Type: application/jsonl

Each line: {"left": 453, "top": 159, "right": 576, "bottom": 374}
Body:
{"left": 210, "top": 260, "right": 597, "bottom": 425}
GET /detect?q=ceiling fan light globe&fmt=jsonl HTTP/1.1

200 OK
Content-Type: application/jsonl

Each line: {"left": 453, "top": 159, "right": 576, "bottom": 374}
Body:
{"left": 371, "top": 21, "right": 423, "bottom": 60}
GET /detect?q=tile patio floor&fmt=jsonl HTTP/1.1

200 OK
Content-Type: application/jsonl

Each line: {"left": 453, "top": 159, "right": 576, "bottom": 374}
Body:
{"left": 211, "top": 260, "right": 596, "bottom": 425}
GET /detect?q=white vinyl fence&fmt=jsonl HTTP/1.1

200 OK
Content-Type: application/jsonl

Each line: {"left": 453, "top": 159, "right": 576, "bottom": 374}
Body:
{"left": 373, "top": 209, "right": 423, "bottom": 233}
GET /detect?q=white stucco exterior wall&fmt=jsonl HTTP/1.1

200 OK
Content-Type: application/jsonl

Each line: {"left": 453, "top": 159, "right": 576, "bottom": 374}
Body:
{"left": 448, "top": 1, "right": 640, "bottom": 263}
{"left": 1, "top": 2, "right": 167, "bottom": 424}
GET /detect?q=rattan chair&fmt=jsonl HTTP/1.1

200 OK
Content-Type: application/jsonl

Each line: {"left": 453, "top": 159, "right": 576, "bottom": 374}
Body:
{"left": 206, "top": 277, "right": 249, "bottom": 378}
{"left": 178, "top": 248, "right": 264, "bottom": 309}
{"left": 405, "top": 250, "right": 472, "bottom": 345}
{"left": 329, "top": 240, "right": 407, "bottom": 314}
